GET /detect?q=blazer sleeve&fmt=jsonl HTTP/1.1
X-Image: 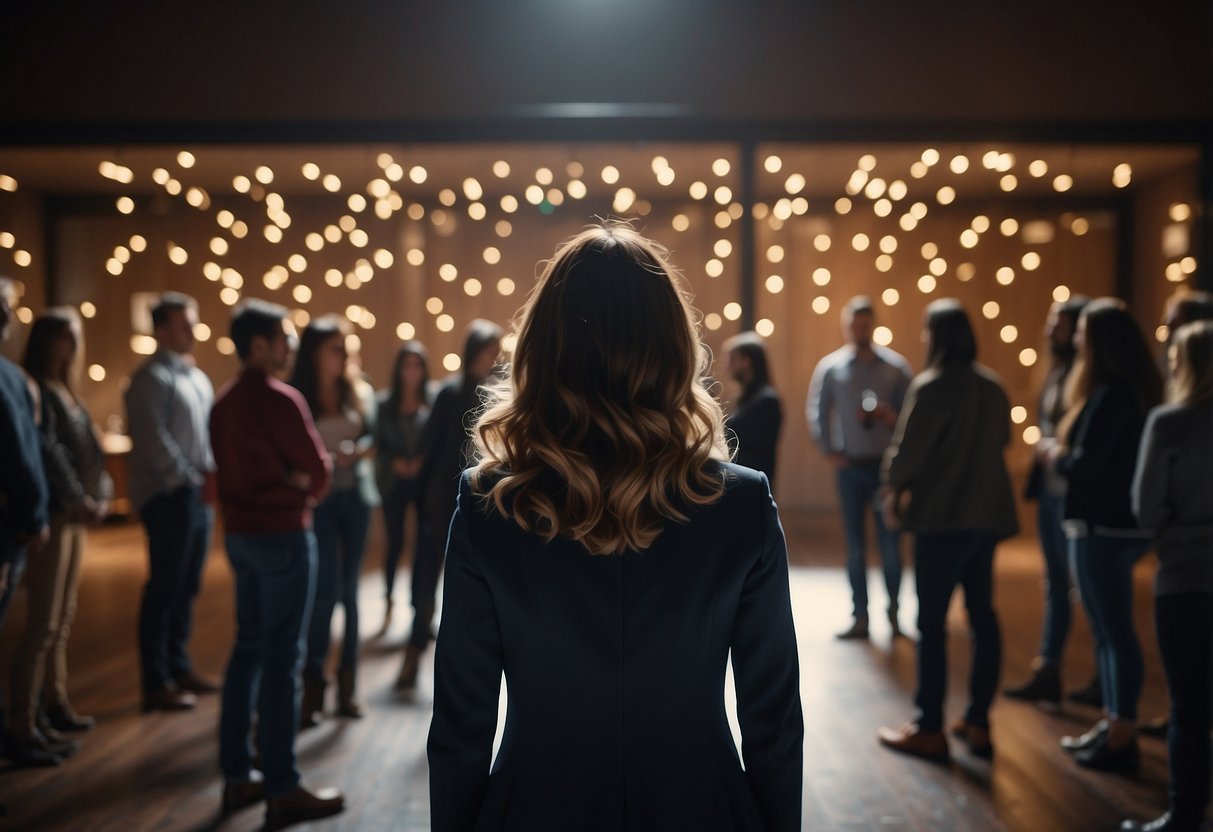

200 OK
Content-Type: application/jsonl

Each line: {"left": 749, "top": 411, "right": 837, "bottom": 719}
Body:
{"left": 806, "top": 360, "right": 833, "bottom": 452}
{"left": 1055, "top": 384, "right": 1135, "bottom": 483}
{"left": 1131, "top": 407, "right": 1171, "bottom": 532}
{"left": 0, "top": 378, "right": 48, "bottom": 538}
{"left": 428, "top": 475, "right": 504, "bottom": 832}
{"left": 272, "top": 390, "right": 332, "bottom": 503}
{"left": 731, "top": 474, "right": 803, "bottom": 832}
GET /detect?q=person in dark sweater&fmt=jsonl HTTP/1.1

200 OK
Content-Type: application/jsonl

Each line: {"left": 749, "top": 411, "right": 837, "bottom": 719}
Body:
{"left": 396, "top": 319, "right": 502, "bottom": 690}
{"left": 373, "top": 340, "right": 430, "bottom": 637}
{"left": 1005, "top": 295, "right": 1095, "bottom": 707}
{"left": 1047, "top": 299, "right": 1163, "bottom": 775}
{"left": 428, "top": 225, "right": 802, "bottom": 832}
{"left": 1122, "top": 320, "right": 1213, "bottom": 832}
{"left": 876, "top": 300, "right": 1018, "bottom": 762}
{"left": 723, "top": 331, "right": 783, "bottom": 489}
{"left": 209, "top": 300, "right": 344, "bottom": 827}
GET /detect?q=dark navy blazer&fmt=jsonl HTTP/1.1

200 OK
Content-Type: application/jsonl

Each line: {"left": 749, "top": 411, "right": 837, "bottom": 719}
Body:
{"left": 428, "top": 462, "right": 803, "bottom": 832}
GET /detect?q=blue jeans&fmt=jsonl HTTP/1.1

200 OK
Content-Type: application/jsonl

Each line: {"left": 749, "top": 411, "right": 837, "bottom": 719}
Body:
{"left": 913, "top": 532, "right": 1002, "bottom": 731}
{"left": 1036, "top": 493, "right": 1072, "bottom": 666}
{"left": 306, "top": 488, "right": 370, "bottom": 678}
{"left": 837, "top": 462, "right": 902, "bottom": 619}
{"left": 1069, "top": 533, "right": 1149, "bottom": 720}
{"left": 219, "top": 529, "right": 316, "bottom": 796}
{"left": 138, "top": 483, "right": 213, "bottom": 695}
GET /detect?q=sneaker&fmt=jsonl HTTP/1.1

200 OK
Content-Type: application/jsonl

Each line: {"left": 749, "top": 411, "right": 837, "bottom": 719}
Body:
{"left": 1061, "top": 719, "right": 1108, "bottom": 753}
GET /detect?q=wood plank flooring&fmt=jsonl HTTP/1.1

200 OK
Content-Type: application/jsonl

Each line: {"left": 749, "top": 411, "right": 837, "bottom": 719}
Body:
{"left": 0, "top": 510, "right": 1194, "bottom": 831}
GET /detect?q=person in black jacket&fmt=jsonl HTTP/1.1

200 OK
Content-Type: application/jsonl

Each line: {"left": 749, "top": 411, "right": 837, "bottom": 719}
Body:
{"left": 396, "top": 319, "right": 502, "bottom": 690}
{"left": 427, "top": 224, "right": 803, "bottom": 832}
{"left": 723, "top": 331, "right": 783, "bottom": 489}
{"left": 1046, "top": 299, "right": 1163, "bottom": 775}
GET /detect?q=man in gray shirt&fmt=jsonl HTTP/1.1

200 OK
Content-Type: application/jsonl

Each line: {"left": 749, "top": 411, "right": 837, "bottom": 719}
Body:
{"left": 125, "top": 293, "right": 217, "bottom": 712}
{"left": 808, "top": 296, "right": 913, "bottom": 639}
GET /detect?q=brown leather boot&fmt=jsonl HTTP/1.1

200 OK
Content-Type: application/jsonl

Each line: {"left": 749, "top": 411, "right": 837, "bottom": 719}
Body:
{"left": 336, "top": 667, "right": 363, "bottom": 718}
{"left": 299, "top": 674, "right": 325, "bottom": 731}
{"left": 395, "top": 645, "right": 422, "bottom": 691}
{"left": 265, "top": 785, "right": 344, "bottom": 829}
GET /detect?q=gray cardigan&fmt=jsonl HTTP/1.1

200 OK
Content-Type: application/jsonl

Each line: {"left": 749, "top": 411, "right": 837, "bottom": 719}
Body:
{"left": 882, "top": 362, "right": 1019, "bottom": 539}
{"left": 1131, "top": 399, "right": 1213, "bottom": 596}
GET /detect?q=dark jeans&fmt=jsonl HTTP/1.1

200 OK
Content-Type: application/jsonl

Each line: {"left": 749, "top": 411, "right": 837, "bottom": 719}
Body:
{"left": 913, "top": 531, "right": 1001, "bottom": 731}
{"left": 836, "top": 462, "right": 902, "bottom": 619}
{"left": 306, "top": 487, "right": 370, "bottom": 678}
{"left": 138, "top": 484, "right": 213, "bottom": 695}
{"left": 0, "top": 538, "right": 27, "bottom": 626}
{"left": 1069, "top": 533, "right": 1149, "bottom": 720}
{"left": 1155, "top": 592, "right": 1212, "bottom": 824}
{"left": 1035, "top": 493, "right": 1072, "bottom": 666}
{"left": 380, "top": 476, "right": 421, "bottom": 602}
{"left": 219, "top": 529, "right": 316, "bottom": 797}
{"left": 409, "top": 497, "right": 454, "bottom": 650}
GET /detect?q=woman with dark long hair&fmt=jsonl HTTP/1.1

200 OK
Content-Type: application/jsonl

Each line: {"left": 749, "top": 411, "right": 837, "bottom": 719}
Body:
{"left": 396, "top": 318, "right": 502, "bottom": 690}
{"left": 427, "top": 225, "right": 803, "bottom": 831}
{"left": 877, "top": 299, "right": 1017, "bottom": 761}
{"left": 722, "top": 331, "right": 783, "bottom": 488}
{"left": 289, "top": 317, "right": 377, "bottom": 726}
{"left": 9, "top": 309, "right": 112, "bottom": 766}
{"left": 1051, "top": 298, "right": 1163, "bottom": 774}
{"left": 373, "top": 341, "right": 430, "bottom": 636}
{"left": 1123, "top": 320, "right": 1213, "bottom": 832}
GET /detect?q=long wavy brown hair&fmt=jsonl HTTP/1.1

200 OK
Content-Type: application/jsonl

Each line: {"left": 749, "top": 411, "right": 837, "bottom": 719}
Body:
{"left": 470, "top": 224, "right": 730, "bottom": 555}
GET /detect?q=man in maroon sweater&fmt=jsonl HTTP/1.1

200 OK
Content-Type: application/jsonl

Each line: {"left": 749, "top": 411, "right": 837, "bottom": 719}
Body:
{"left": 209, "top": 300, "right": 345, "bottom": 827}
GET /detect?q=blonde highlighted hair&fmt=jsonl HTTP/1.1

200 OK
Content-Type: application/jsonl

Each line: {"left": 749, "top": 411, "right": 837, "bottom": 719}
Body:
{"left": 470, "top": 223, "right": 730, "bottom": 555}
{"left": 1169, "top": 319, "right": 1213, "bottom": 405}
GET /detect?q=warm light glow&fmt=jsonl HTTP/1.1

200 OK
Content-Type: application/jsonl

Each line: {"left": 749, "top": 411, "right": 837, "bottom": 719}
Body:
{"left": 910, "top": 161, "right": 929, "bottom": 179}
{"left": 462, "top": 177, "right": 483, "bottom": 201}
{"left": 436, "top": 314, "right": 454, "bottom": 332}
{"left": 672, "top": 213, "right": 690, "bottom": 232}
{"left": 813, "top": 234, "right": 831, "bottom": 252}
{"left": 301, "top": 163, "right": 320, "bottom": 180}
{"left": 1019, "top": 348, "right": 1038, "bottom": 367}
{"left": 292, "top": 285, "right": 312, "bottom": 304}
{"left": 1169, "top": 203, "right": 1192, "bottom": 222}
{"left": 1165, "top": 263, "right": 1185, "bottom": 282}
{"left": 705, "top": 259, "right": 724, "bottom": 278}
{"left": 106, "top": 258, "right": 123, "bottom": 276}
{"left": 193, "top": 323, "right": 211, "bottom": 342}
{"left": 348, "top": 194, "right": 367, "bottom": 212}
{"left": 921, "top": 242, "right": 938, "bottom": 259}
{"left": 765, "top": 275, "right": 784, "bottom": 294}
{"left": 882, "top": 288, "right": 899, "bottom": 306}
{"left": 753, "top": 318, "right": 774, "bottom": 337}
{"left": 929, "top": 257, "right": 947, "bottom": 276}
{"left": 873, "top": 326, "right": 893, "bottom": 346}
{"left": 936, "top": 186, "right": 956, "bottom": 205}
{"left": 0, "top": 175, "right": 19, "bottom": 192}
{"left": 396, "top": 322, "right": 416, "bottom": 341}
{"left": 723, "top": 302, "right": 742, "bottom": 321}
{"left": 1156, "top": 325, "right": 1170, "bottom": 343}
{"left": 910, "top": 202, "right": 928, "bottom": 220}
{"left": 349, "top": 229, "right": 369, "bottom": 248}
{"left": 320, "top": 174, "right": 340, "bottom": 192}
{"left": 960, "top": 229, "right": 979, "bottom": 248}
{"left": 811, "top": 296, "right": 830, "bottom": 315}
{"left": 219, "top": 288, "right": 240, "bottom": 306}
{"left": 704, "top": 313, "right": 722, "bottom": 331}
{"left": 13, "top": 249, "right": 31, "bottom": 268}
{"left": 764, "top": 244, "right": 784, "bottom": 263}
{"left": 711, "top": 158, "right": 731, "bottom": 177}
{"left": 996, "top": 267, "right": 1015, "bottom": 285}
{"left": 949, "top": 155, "right": 969, "bottom": 174}
{"left": 1011, "top": 406, "right": 1027, "bottom": 424}
{"left": 409, "top": 165, "right": 428, "bottom": 184}
{"left": 1112, "top": 163, "right": 1132, "bottom": 188}
{"left": 1028, "top": 159, "right": 1048, "bottom": 177}
{"left": 763, "top": 155, "right": 782, "bottom": 173}
{"left": 405, "top": 248, "right": 424, "bottom": 266}
{"left": 77, "top": 301, "right": 96, "bottom": 319}
{"left": 324, "top": 268, "right": 343, "bottom": 287}
{"left": 982, "top": 301, "right": 1000, "bottom": 319}
{"left": 1021, "top": 252, "right": 1041, "bottom": 271}
{"left": 464, "top": 279, "right": 482, "bottom": 297}
{"left": 875, "top": 254, "right": 893, "bottom": 272}
{"left": 1000, "top": 218, "right": 1019, "bottom": 236}
{"left": 834, "top": 197, "right": 852, "bottom": 215}
{"left": 1000, "top": 325, "right": 1018, "bottom": 343}
{"left": 254, "top": 166, "right": 274, "bottom": 184}
{"left": 850, "top": 233, "right": 869, "bottom": 252}
{"left": 999, "top": 174, "right": 1018, "bottom": 192}
{"left": 0, "top": 232, "right": 12, "bottom": 248}
{"left": 601, "top": 165, "right": 620, "bottom": 185}
{"left": 468, "top": 202, "right": 488, "bottom": 220}
{"left": 168, "top": 244, "right": 188, "bottom": 265}
{"left": 1181, "top": 256, "right": 1198, "bottom": 274}
{"left": 209, "top": 237, "right": 229, "bottom": 257}
{"left": 15, "top": 307, "right": 32, "bottom": 324}
{"left": 873, "top": 198, "right": 892, "bottom": 217}
{"left": 784, "top": 173, "right": 806, "bottom": 195}
{"left": 864, "top": 177, "right": 887, "bottom": 200}
{"left": 1053, "top": 174, "right": 1073, "bottom": 192}
{"left": 656, "top": 167, "right": 676, "bottom": 186}
{"left": 131, "top": 334, "right": 158, "bottom": 355}
{"left": 713, "top": 186, "right": 732, "bottom": 205}
{"left": 1023, "top": 426, "right": 1042, "bottom": 445}
{"left": 116, "top": 196, "right": 135, "bottom": 214}
{"left": 287, "top": 254, "right": 307, "bottom": 273}
{"left": 497, "top": 278, "right": 515, "bottom": 296}
{"left": 812, "top": 268, "right": 831, "bottom": 286}
{"left": 917, "top": 275, "right": 937, "bottom": 293}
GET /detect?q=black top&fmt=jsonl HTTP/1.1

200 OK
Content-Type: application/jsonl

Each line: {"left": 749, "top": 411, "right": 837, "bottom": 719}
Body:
{"left": 1058, "top": 380, "right": 1149, "bottom": 530}
{"left": 419, "top": 376, "right": 482, "bottom": 525}
{"left": 726, "top": 384, "right": 783, "bottom": 490}
{"left": 428, "top": 463, "right": 803, "bottom": 832}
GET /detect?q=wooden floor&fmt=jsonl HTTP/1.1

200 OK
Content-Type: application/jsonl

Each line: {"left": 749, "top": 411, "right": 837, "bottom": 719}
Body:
{"left": 0, "top": 509, "right": 1195, "bottom": 831}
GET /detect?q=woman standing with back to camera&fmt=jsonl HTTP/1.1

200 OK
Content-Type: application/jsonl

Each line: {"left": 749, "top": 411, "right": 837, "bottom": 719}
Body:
{"left": 427, "top": 225, "right": 804, "bottom": 831}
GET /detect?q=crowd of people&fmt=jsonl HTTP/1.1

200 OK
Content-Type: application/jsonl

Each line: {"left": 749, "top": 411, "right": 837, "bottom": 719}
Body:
{"left": 0, "top": 235, "right": 1209, "bottom": 829}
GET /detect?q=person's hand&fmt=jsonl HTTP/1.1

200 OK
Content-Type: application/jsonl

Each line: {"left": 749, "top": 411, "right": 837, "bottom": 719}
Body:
{"left": 0, "top": 562, "right": 9, "bottom": 596}
{"left": 827, "top": 452, "right": 850, "bottom": 471}
{"left": 334, "top": 440, "right": 358, "bottom": 469}
{"left": 880, "top": 489, "right": 899, "bottom": 531}
{"left": 391, "top": 458, "right": 411, "bottom": 478}
{"left": 871, "top": 402, "right": 898, "bottom": 428}
{"left": 286, "top": 470, "right": 312, "bottom": 491}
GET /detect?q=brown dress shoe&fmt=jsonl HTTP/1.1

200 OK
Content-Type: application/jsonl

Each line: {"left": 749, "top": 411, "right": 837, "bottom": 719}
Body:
{"left": 336, "top": 667, "right": 364, "bottom": 719}
{"left": 175, "top": 671, "right": 221, "bottom": 694}
{"left": 948, "top": 721, "right": 994, "bottom": 758}
{"left": 265, "top": 785, "right": 344, "bottom": 829}
{"left": 143, "top": 686, "right": 197, "bottom": 713}
{"left": 41, "top": 702, "right": 95, "bottom": 733}
{"left": 878, "top": 721, "right": 950, "bottom": 762}
{"left": 222, "top": 772, "right": 265, "bottom": 815}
